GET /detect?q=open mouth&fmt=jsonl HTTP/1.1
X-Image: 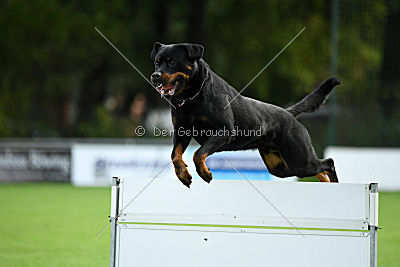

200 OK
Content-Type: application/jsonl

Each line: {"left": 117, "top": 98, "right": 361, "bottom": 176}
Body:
{"left": 155, "top": 79, "right": 183, "bottom": 96}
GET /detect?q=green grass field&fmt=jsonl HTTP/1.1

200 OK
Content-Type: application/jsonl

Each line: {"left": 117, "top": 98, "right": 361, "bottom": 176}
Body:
{"left": 0, "top": 183, "right": 110, "bottom": 267}
{"left": 0, "top": 183, "right": 399, "bottom": 266}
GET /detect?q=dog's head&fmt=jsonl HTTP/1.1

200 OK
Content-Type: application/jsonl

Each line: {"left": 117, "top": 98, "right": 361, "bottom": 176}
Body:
{"left": 150, "top": 42, "right": 204, "bottom": 97}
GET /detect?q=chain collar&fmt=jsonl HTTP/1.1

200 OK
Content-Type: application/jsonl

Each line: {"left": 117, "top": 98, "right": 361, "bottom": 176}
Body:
{"left": 175, "top": 70, "right": 209, "bottom": 107}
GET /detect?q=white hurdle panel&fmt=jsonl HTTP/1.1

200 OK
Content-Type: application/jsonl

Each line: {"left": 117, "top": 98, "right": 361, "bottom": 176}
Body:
{"left": 109, "top": 177, "right": 379, "bottom": 267}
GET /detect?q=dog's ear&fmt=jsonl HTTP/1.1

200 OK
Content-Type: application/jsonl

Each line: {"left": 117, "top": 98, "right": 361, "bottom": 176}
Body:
{"left": 180, "top": 43, "right": 204, "bottom": 60}
{"left": 150, "top": 42, "right": 164, "bottom": 61}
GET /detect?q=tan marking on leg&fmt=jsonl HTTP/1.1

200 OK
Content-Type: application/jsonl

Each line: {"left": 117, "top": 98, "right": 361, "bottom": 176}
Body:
{"left": 173, "top": 144, "right": 182, "bottom": 159}
{"left": 186, "top": 65, "right": 192, "bottom": 70}
{"left": 264, "top": 152, "right": 288, "bottom": 169}
{"left": 172, "top": 144, "right": 192, "bottom": 187}
{"left": 194, "top": 153, "right": 209, "bottom": 173}
{"left": 316, "top": 172, "right": 330, "bottom": 182}
{"left": 194, "top": 153, "right": 212, "bottom": 183}
{"left": 325, "top": 171, "right": 338, "bottom": 183}
{"left": 172, "top": 144, "right": 185, "bottom": 171}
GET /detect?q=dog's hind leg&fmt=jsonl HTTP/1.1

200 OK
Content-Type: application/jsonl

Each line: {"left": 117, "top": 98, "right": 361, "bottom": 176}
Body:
{"left": 320, "top": 158, "right": 339, "bottom": 182}
{"left": 260, "top": 150, "right": 337, "bottom": 182}
{"left": 313, "top": 159, "right": 339, "bottom": 182}
{"left": 259, "top": 148, "right": 339, "bottom": 182}
{"left": 260, "top": 121, "right": 339, "bottom": 182}
{"left": 327, "top": 171, "right": 339, "bottom": 183}
{"left": 315, "top": 172, "right": 330, "bottom": 182}
{"left": 258, "top": 148, "right": 297, "bottom": 178}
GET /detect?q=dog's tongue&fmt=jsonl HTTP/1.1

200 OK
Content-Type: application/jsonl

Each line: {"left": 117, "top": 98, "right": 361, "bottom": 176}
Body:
{"left": 162, "top": 84, "right": 174, "bottom": 90}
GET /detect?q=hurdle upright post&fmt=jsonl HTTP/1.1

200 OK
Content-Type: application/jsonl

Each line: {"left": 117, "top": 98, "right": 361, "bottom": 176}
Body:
{"left": 110, "top": 177, "right": 120, "bottom": 267}
{"left": 369, "top": 182, "right": 379, "bottom": 267}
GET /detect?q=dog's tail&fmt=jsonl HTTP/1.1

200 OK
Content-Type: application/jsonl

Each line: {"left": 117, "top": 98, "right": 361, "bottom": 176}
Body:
{"left": 286, "top": 77, "right": 341, "bottom": 117}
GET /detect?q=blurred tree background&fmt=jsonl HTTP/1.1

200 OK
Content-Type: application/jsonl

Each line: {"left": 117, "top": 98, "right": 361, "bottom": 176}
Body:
{"left": 0, "top": 0, "right": 399, "bottom": 152}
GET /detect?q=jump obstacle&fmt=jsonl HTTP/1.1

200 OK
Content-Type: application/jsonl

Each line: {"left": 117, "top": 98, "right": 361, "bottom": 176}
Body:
{"left": 109, "top": 177, "right": 379, "bottom": 267}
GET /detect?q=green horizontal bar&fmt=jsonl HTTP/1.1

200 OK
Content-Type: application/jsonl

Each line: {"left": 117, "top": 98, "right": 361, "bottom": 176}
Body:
{"left": 119, "top": 221, "right": 368, "bottom": 232}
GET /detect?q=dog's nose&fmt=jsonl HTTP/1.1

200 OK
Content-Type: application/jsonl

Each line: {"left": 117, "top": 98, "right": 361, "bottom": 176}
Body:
{"left": 151, "top": 72, "right": 161, "bottom": 81}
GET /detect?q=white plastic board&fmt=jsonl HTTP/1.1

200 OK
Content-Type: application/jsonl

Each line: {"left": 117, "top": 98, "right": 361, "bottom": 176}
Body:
{"left": 111, "top": 178, "right": 378, "bottom": 267}
{"left": 325, "top": 146, "right": 400, "bottom": 191}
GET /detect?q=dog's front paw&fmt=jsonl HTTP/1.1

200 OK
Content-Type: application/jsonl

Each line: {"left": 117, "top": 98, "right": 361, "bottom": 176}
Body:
{"left": 177, "top": 168, "right": 192, "bottom": 188}
{"left": 173, "top": 159, "right": 192, "bottom": 188}
{"left": 198, "top": 169, "right": 213, "bottom": 183}
{"left": 193, "top": 155, "right": 213, "bottom": 184}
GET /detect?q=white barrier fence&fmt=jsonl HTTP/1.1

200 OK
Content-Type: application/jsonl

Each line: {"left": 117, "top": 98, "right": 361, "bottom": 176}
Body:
{"left": 109, "top": 178, "right": 379, "bottom": 267}
{"left": 325, "top": 146, "right": 400, "bottom": 191}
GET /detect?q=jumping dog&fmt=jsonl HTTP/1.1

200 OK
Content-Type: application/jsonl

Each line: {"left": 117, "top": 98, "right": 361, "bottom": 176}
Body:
{"left": 150, "top": 42, "right": 340, "bottom": 188}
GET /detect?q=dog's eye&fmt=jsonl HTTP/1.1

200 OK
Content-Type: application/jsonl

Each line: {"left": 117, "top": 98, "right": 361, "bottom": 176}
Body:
{"left": 169, "top": 60, "right": 176, "bottom": 66}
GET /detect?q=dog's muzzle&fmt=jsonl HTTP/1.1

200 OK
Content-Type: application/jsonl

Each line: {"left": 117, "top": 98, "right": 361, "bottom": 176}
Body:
{"left": 151, "top": 72, "right": 184, "bottom": 96}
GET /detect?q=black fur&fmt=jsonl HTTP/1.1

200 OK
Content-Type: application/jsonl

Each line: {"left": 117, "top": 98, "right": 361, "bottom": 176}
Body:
{"left": 150, "top": 42, "right": 341, "bottom": 188}
{"left": 287, "top": 78, "right": 340, "bottom": 117}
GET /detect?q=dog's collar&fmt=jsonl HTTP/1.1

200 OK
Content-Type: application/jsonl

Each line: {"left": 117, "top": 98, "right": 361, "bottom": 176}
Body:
{"left": 175, "top": 70, "right": 209, "bottom": 107}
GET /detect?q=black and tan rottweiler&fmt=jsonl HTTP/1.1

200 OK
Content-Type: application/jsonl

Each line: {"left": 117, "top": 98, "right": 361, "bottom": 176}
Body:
{"left": 150, "top": 42, "right": 340, "bottom": 188}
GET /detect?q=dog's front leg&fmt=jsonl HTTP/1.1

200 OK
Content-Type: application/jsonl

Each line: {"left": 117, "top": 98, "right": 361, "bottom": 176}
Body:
{"left": 171, "top": 130, "right": 192, "bottom": 188}
{"left": 193, "top": 136, "right": 230, "bottom": 183}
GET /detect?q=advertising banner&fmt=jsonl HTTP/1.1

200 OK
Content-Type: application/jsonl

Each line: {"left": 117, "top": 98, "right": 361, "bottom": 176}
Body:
{"left": 72, "top": 143, "right": 296, "bottom": 186}
{"left": 0, "top": 145, "right": 70, "bottom": 182}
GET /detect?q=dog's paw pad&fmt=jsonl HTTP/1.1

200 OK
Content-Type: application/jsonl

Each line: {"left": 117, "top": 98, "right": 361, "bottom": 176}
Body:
{"left": 178, "top": 170, "right": 192, "bottom": 188}
{"left": 200, "top": 171, "right": 213, "bottom": 183}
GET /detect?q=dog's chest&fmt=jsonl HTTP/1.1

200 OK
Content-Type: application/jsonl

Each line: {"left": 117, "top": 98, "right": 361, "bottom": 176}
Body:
{"left": 180, "top": 113, "right": 215, "bottom": 144}
{"left": 187, "top": 112, "right": 216, "bottom": 130}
